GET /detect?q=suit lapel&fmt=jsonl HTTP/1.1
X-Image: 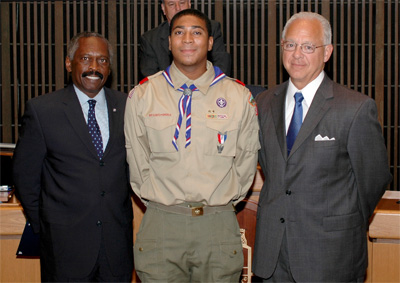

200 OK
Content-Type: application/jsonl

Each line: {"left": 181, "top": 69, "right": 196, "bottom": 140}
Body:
{"left": 103, "top": 88, "right": 119, "bottom": 158}
{"left": 288, "top": 75, "right": 334, "bottom": 157}
{"left": 271, "top": 83, "right": 289, "bottom": 160}
{"left": 62, "top": 85, "right": 100, "bottom": 159}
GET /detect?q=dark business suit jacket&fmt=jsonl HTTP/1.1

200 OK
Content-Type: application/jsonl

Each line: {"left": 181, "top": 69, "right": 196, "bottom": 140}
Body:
{"left": 13, "top": 85, "right": 133, "bottom": 278}
{"left": 139, "top": 20, "right": 232, "bottom": 78}
{"left": 253, "top": 74, "right": 391, "bottom": 282}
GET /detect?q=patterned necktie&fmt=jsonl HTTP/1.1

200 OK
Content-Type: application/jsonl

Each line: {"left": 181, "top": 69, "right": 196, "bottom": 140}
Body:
{"left": 172, "top": 84, "right": 197, "bottom": 151}
{"left": 87, "top": 99, "right": 104, "bottom": 159}
{"left": 286, "top": 92, "right": 304, "bottom": 156}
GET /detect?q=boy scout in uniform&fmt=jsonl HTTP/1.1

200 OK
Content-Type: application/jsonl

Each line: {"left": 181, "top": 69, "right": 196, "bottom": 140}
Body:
{"left": 125, "top": 9, "right": 259, "bottom": 282}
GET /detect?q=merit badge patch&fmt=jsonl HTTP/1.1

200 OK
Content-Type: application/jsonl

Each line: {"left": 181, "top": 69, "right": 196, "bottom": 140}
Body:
{"left": 216, "top": 97, "right": 227, "bottom": 108}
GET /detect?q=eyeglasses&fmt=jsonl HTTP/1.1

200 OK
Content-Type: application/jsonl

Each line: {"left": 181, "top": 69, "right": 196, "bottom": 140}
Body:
{"left": 282, "top": 41, "right": 327, "bottom": 54}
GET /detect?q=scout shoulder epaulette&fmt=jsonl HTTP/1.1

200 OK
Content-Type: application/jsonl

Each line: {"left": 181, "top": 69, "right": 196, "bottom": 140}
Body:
{"left": 234, "top": 78, "right": 245, "bottom": 86}
{"left": 226, "top": 77, "right": 245, "bottom": 86}
{"left": 139, "top": 77, "right": 149, "bottom": 85}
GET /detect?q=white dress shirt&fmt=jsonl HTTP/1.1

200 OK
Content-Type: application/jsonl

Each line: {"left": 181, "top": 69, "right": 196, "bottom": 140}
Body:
{"left": 285, "top": 71, "right": 325, "bottom": 134}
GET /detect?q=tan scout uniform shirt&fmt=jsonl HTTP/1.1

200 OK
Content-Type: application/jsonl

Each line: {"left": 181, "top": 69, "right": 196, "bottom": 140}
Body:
{"left": 125, "top": 61, "right": 260, "bottom": 206}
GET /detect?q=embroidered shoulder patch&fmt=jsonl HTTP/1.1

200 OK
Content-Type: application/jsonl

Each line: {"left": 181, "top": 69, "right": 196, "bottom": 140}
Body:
{"left": 248, "top": 93, "right": 258, "bottom": 116}
{"left": 128, "top": 87, "right": 136, "bottom": 99}
{"left": 248, "top": 93, "right": 256, "bottom": 107}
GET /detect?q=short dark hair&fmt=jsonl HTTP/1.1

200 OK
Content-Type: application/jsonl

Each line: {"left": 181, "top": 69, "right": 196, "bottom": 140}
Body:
{"left": 169, "top": 9, "right": 212, "bottom": 37}
{"left": 67, "top": 31, "right": 113, "bottom": 65}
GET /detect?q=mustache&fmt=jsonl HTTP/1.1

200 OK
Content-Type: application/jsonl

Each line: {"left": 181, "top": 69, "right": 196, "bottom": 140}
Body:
{"left": 82, "top": 71, "right": 104, "bottom": 80}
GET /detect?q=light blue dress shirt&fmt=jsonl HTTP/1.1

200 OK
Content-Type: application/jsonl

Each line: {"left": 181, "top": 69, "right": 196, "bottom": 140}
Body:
{"left": 74, "top": 85, "right": 109, "bottom": 151}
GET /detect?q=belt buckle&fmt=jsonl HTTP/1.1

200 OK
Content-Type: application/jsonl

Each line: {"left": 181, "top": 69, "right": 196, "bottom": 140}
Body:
{"left": 191, "top": 206, "right": 204, "bottom": 217}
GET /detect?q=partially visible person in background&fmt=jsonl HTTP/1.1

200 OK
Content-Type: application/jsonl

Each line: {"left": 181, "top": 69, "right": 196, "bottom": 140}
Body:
{"left": 139, "top": 0, "right": 231, "bottom": 78}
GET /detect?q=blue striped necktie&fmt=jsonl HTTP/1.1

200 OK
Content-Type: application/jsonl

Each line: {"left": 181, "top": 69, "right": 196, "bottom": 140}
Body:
{"left": 87, "top": 99, "right": 104, "bottom": 159}
{"left": 286, "top": 92, "right": 304, "bottom": 156}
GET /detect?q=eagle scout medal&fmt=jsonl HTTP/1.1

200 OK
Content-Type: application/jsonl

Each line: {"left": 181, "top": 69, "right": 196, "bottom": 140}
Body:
{"left": 217, "top": 131, "right": 227, "bottom": 153}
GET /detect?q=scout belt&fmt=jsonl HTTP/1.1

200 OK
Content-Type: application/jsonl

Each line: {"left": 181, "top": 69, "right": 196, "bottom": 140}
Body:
{"left": 148, "top": 201, "right": 235, "bottom": 217}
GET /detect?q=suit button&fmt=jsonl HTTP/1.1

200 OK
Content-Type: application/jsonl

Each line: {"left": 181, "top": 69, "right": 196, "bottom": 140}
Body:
{"left": 99, "top": 161, "right": 105, "bottom": 166}
{"left": 101, "top": 191, "right": 105, "bottom": 196}
{"left": 280, "top": 218, "right": 285, "bottom": 223}
{"left": 286, "top": 190, "right": 291, "bottom": 195}
{"left": 97, "top": 220, "right": 102, "bottom": 226}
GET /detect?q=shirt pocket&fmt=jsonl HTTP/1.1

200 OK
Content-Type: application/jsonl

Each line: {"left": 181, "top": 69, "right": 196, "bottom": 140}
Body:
{"left": 204, "top": 120, "right": 239, "bottom": 157}
{"left": 144, "top": 116, "right": 177, "bottom": 153}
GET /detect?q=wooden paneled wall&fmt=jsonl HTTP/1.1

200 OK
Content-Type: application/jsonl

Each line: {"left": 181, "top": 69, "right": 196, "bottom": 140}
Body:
{"left": 0, "top": 0, "right": 398, "bottom": 191}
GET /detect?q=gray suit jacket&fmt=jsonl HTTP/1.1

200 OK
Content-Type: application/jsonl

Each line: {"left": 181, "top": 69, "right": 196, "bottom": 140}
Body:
{"left": 139, "top": 20, "right": 231, "bottom": 78}
{"left": 253, "top": 74, "right": 391, "bottom": 282}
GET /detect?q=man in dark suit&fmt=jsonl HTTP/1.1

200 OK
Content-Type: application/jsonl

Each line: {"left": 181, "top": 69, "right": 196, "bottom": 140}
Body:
{"left": 254, "top": 12, "right": 392, "bottom": 282}
{"left": 139, "top": 0, "right": 231, "bottom": 78}
{"left": 12, "top": 32, "right": 133, "bottom": 282}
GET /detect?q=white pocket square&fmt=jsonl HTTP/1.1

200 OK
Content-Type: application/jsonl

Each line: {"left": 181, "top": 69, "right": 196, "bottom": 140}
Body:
{"left": 315, "top": 134, "right": 335, "bottom": 141}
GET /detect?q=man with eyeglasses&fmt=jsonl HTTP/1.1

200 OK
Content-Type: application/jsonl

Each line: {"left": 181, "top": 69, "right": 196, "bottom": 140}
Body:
{"left": 254, "top": 12, "right": 391, "bottom": 282}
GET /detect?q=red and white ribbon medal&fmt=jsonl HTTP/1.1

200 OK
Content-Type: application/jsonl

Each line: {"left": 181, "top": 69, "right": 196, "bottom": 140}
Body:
{"left": 217, "top": 131, "right": 227, "bottom": 154}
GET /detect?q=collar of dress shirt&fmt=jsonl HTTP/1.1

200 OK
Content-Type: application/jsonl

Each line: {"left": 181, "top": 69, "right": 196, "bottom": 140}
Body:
{"left": 169, "top": 61, "right": 216, "bottom": 95}
{"left": 286, "top": 71, "right": 325, "bottom": 113}
{"left": 74, "top": 84, "right": 106, "bottom": 110}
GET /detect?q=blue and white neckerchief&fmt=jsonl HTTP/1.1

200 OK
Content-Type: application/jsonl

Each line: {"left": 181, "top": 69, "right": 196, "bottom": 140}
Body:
{"left": 173, "top": 84, "right": 196, "bottom": 150}
{"left": 163, "top": 66, "right": 226, "bottom": 151}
